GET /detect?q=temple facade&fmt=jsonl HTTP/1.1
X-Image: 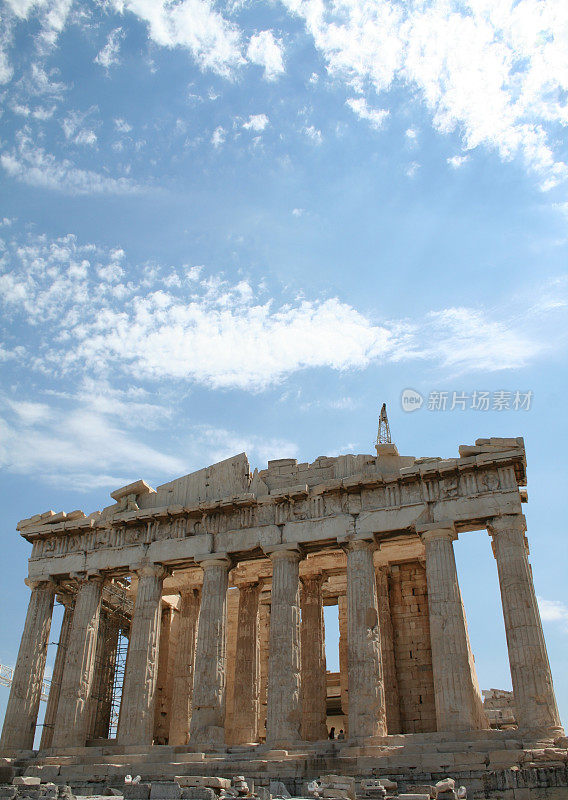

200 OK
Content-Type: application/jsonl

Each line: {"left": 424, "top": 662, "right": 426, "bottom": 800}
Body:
{"left": 0, "top": 435, "right": 563, "bottom": 756}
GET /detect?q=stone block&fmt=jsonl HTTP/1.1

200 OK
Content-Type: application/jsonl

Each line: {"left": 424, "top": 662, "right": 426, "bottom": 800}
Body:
{"left": 180, "top": 789, "right": 215, "bottom": 800}
{"left": 175, "top": 778, "right": 230, "bottom": 790}
{"left": 14, "top": 779, "right": 41, "bottom": 788}
{"left": 411, "top": 787, "right": 436, "bottom": 798}
{"left": 397, "top": 795, "right": 431, "bottom": 800}
{"left": 123, "top": 785, "right": 151, "bottom": 800}
{"left": 149, "top": 784, "right": 181, "bottom": 800}
{"left": 269, "top": 782, "right": 290, "bottom": 798}
{"left": 24, "top": 768, "right": 61, "bottom": 783}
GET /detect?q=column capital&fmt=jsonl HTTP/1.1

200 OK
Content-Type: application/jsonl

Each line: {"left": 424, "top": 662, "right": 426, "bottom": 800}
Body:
{"left": 69, "top": 570, "right": 106, "bottom": 584}
{"left": 132, "top": 562, "right": 169, "bottom": 580}
{"left": 487, "top": 513, "right": 527, "bottom": 537}
{"left": 340, "top": 536, "right": 376, "bottom": 554}
{"left": 56, "top": 591, "right": 74, "bottom": 607}
{"left": 24, "top": 576, "right": 57, "bottom": 592}
{"left": 195, "top": 553, "right": 232, "bottom": 570}
{"left": 263, "top": 543, "right": 303, "bottom": 561}
{"left": 300, "top": 572, "right": 324, "bottom": 587}
{"left": 416, "top": 522, "right": 457, "bottom": 543}
{"left": 233, "top": 577, "right": 261, "bottom": 592}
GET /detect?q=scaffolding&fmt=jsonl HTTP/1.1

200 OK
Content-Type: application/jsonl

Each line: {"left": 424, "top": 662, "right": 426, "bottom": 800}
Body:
{"left": 108, "top": 628, "right": 129, "bottom": 738}
{"left": 0, "top": 662, "right": 51, "bottom": 702}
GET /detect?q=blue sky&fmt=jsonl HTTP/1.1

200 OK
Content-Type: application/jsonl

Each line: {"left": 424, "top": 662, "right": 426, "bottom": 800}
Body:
{"left": 0, "top": 0, "right": 567, "bottom": 735}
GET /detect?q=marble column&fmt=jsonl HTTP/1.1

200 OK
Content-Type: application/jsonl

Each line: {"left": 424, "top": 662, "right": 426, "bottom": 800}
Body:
{"left": 266, "top": 546, "right": 302, "bottom": 747}
{"left": 257, "top": 598, "right": 271, "bottom": 740}
{"left": 40, "top": 595, "right": 74, "bottom": 750}
{"left": 488, "top": 514, "right": 563, "bottom": 734}
{"left": 189, "top": 556, "right": 231, "bottom": 749}
{"left": 345, "top": 539, "right": 386, "bottom": 741}
{"left": 118, "top": 564, "right": 166, "bottom": 746}
{"left": 376, "top": 565, "right": 401, "bottom": 735}
{"left": 87, "top": 611, "right": 120, "bottom": 740}
{"left": 169, "top": 588, "right": 201, "bottom": 746}
{"left": 153, "top": 604, "right": 179, "bottom": 744}
{"left": 300, "top": 574, "right": 328, "bottom": 741}
{"left": 337, "top": 594, "right": 349, "bottom": 732}
{"left": 232, "top": 581, "right": 261, "bottom": 744}
{"left": 0, "top": 579, "right": 56, "bottom": 751}
{"left": 420, "top": 525, "right": 486, "bottom": 731}
{"left": 52, "top": 574, "right": 104, "bottom": 748}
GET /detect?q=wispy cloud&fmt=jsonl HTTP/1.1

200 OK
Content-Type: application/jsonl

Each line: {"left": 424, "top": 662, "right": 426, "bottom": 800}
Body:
{"left": 114, "top": 0, "right": 243, "bottom": 77}
{"left": 1, "top": 130, "right": 143, "bottom": 194}
{"left": 281, "top": 0, "right": 568, "bottom": 189}
{"left": 346, "top": 97, "right": 389, "bottom": 130}
{"left": 211, "top": 125, "right": 226, "bottom": 147}
{"left": 538, "top": 597, "right": 568, "bottom": 633}
{"left": 0, "top": 383, "right": 298, "bottom": 489}
{"left": 0, "top": 232, "right": 565, "bottom": 394}
{"left": 243, "top": 113, "right": 269, "bottom": 132}
{"left": 95, "top": 27, "right": 124, "bottom": 70}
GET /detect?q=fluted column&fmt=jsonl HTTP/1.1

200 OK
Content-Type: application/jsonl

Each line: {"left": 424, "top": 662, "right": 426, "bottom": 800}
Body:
{"left": 488, "top": 514, "right": 563, "bottom": 734}
{"left": 189, "top": 556, "right": 231, "bottom": 749}
{"left": 169, "top": 588, "right": 201, "bottom": 746}
{"left": 266, "top": 545, "right": 302, "bottom": 746}
{"left": 300, "top": 574, "right": 327, "bottom": 741}
{"left": 0, "top": 579, "right": 56, "bottom": 751}
{"left": 344, "top": 539, "right": 386, "bottom": 741}
{"left": 337, "top": 593, "right": 349, "bottom": 732}
{"left": 87, "top": 611, "right": 120, "bottom": 740}
{"left": 52, "top": 573, "right": 104, "bottom": 748}
{"left": 420, "top": 525, "right": 486, "bottom": 731}
{"left": 40, "top": 595, "right": 74, "bottom": 750}
{"left": 376, "top": 565, "right": 401, "bottom": 734}
{"left": 232, "top": 581, "right": 261, "bottom": 744}
{"left": 118, "top": 564, "right": 166, "bottom": 746}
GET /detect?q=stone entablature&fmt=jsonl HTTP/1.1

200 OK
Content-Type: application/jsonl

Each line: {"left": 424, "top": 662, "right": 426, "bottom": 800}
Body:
{"left": 20, "top": 438, "right": 525, "bottom": 581}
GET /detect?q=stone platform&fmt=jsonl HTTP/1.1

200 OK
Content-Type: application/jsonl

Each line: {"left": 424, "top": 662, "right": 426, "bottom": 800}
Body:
{"left": 7, "top": 731, "right": 568, "bottom": 799}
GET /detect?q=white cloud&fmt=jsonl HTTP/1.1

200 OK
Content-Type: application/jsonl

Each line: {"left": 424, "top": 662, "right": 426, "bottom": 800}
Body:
{"left": 114, "top": 0, "right": 243, "bottom": 77}
{"left": 292, "top": 207, "right": 304, "bottom": 217}
{"left": 3, "top": 0, "right": 73, "bottom": 53}
{"left": 0, "top": 388, "right": 185, "bottom": 490}
{"left": 0, "top": 232, "right": 566, "bottom": 396}
{"left": 61, "top": 109, "right": 98, "bottom": 147}
{"left": 189, "top": 425, "right": 298, "bottom": 469}
{"left": 246, "top": 30, "right": 284, "bottom": 80}
{"left": 346, "top": 97, "right": 389, "bottom": 130}
{"left": 448, "top": 154, "right": 470, "bottom": 169}
{"left": 1, "top": 130, "right": 142, "bottom": 194}
{"left": 538, "top": 597, "right": 568, "bottom": 633}
{"left": 280, "top": 0, "right": 568, "bottom": 189}
{"left": 211, "top": 125, "right": 226, "bottom": 147}
{"left": 95, "top": 27, "right": 124, "bottom": 70}
{"left": 114, "top": 117, "right": 132, "bottom": 133}
{"left": 0, "top": 235, "right": 568, "bottom": 410}
{"left": 243, "top": 113, "right": 269, "bottom": 132}
{"left": 406, "top": 161, "right": 420, "bottom": 178}
{"left": 304, "top": 125, "right": 322, "bottom": 144}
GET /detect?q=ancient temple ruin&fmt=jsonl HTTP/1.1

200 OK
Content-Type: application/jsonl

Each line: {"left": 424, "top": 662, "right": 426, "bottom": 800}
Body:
{"left": 1, "top": 431, "right": 566, "bottom": 797}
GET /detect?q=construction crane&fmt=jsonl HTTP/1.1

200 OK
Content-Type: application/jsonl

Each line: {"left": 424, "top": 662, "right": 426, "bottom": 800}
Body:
{"left": 375, "top": 402, "right": 392, "bottom": 447}
{"left": 0, "top": 662, "right": 51, "bottom": 702}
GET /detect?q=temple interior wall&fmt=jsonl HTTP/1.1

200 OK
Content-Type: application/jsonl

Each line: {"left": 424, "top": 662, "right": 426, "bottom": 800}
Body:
{"left": 389, "top": 560, "right": 436, "bottom": 734}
